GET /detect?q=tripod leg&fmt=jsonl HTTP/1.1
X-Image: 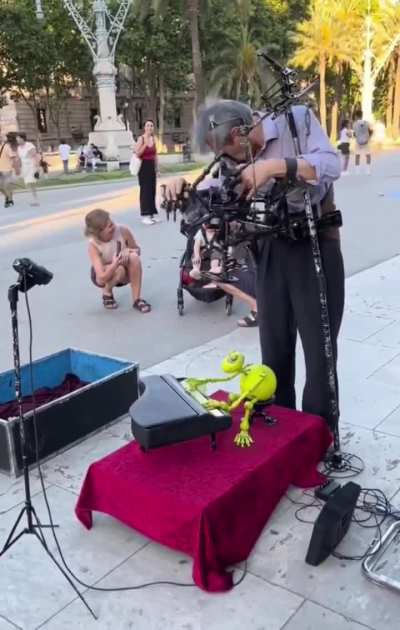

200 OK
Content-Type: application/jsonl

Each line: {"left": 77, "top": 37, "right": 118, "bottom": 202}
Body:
{"left": 33, "top": 530, "right": 97, "bottom": 620}
{"left": 30, "top": 508, "right": 50, "bottom": 550}
{"left": 0, "top": 506, "right": 26, "bottom": 555}
{"left": 0, "top": 529, "right": 26, "bottom": 556}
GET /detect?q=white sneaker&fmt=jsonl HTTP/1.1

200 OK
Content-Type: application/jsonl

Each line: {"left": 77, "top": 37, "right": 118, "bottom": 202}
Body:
{"left": 365, "top": 166, "right": 372, "bottom": 175}
{"left": 142, "top": 217, "right": 154, "bottom": 225}
{"left": 152, "top": 216, "right": 162, "bottom": 223}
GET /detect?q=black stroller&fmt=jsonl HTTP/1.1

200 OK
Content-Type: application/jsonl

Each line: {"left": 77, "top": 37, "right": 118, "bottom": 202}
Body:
{"left": 177, "top": 218, "right": 233, "bottom": 317}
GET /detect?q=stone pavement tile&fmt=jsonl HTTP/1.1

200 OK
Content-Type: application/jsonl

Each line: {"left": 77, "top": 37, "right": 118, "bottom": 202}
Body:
{"left": 34, "top": 424, "right": 131, "bottom": 494}
{"left": 364, "top": 320, "right": 400, "bottom": 349}
{"left": 0, "top": 471, "right": 48, "bottom": 514}
{"left": 340, "top": 311, "right": 394, "bottom": 343}
{"left": 375, "top": 404, "right": 400, "bottom": 437}
{"left": 0, "top": 617, "right": 21, "bottom": 630}
{"left": 337, "top": 423, "right": 400, "bottom": 496}
{"left": 0, "top": 485, "right": 147, "bottom": 630}
{"left": 248, "top": 500, "right": 400, "bottom": 630}
{"left": 337, "top": 339, "right": 400, "bottom": 382}
{"left": 38, "top": 542, "right": 303, "bottom": 630}
{"left": 339, "top": 378, "right": 400, "bottom": 430}
{"left": 145, "top": 328, "right": 261, "bottom": 378}
{"left": 282, "top": 601, "right": 376, "bottom": 630}
{"left": 367, "top": 353, "right": 400, "bottom": 389}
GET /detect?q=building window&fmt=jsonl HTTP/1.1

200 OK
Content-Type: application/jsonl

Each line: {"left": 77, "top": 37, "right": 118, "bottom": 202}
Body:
{"left": 166, "top": 104, "right": 182, "bottom": 129}
{"left": 37, "top": 108, "right": 47, "bottom": 133}
{"left": 135, "top": 105, "right": 143, "bottom": 130}
{"left": 90, "top": 108, "right": 98, "bottom": 131}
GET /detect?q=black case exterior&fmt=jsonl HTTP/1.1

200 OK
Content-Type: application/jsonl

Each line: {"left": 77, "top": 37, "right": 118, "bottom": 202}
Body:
{"left": 305, "top": 482, "right": 361, "bottom": 566}
{"left": 0, "top": 354, "right": 138, "bottom": 476}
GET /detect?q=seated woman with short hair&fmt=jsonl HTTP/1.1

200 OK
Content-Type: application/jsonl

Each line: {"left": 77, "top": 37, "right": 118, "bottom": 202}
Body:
{"left": 85, "top": 208, "right": 151, "bottom": 313}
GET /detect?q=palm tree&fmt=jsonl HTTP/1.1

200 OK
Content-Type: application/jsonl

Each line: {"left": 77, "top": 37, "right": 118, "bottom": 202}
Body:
{"left": 359, "top": 0, "right": 400, "bottom": 122}
{"left": 208, "top": 0, "right": 261, "bottom": 103}
{"left": 291, "top": 0, "right": 361, "bottom": 131}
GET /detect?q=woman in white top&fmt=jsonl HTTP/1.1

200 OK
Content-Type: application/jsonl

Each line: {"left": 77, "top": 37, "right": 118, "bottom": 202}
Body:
{"left": 16, "top": 133, "right": 40, "bottom": 205}
{"left": 337, "top": 120, "right": 352, "bottom": 174}
{"left": 85, "top": 208, "right": 151, "bottom": 312}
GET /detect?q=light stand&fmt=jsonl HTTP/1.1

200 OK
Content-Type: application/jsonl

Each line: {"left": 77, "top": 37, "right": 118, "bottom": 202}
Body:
{"left": 0, "top": 259, "right": 96, "bottom": 619}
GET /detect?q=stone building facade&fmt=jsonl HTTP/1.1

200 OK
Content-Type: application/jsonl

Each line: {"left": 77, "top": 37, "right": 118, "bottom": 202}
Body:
{"left": 0, "top": 88, "right": 193, "bottom": 153}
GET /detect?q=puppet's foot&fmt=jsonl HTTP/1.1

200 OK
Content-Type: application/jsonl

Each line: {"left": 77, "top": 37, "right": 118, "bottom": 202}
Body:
{"left": 234, "top": 430, "right": 254, "bottom": 448}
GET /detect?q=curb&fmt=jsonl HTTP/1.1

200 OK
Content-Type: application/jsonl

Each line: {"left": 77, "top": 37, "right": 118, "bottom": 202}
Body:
{"left": 12, "top": 166, "right": 202, "bottom": 194}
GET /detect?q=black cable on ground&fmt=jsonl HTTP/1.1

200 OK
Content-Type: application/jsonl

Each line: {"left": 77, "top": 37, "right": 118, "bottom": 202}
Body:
{"left": 23, "top": 285, "right": 247, "bottom": 593}
{"left": 321, "top": 451, "right": 365, "bottom": 479}
{"left": 286, "top": 484, "right": 400, "bottom": 562}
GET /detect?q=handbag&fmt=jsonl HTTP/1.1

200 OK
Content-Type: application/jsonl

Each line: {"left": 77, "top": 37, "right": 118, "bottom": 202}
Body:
{"left": 129, "top": 153, "right": 142, "bottom": 176}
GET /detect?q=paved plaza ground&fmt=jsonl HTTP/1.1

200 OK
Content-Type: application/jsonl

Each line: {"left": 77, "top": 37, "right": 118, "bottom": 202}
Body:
{"left": 1, "top": 152, "right": 400, "bottom": 629}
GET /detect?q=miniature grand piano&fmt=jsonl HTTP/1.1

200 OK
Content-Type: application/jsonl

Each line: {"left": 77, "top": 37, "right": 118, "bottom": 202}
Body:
{"left": 129, "top": 374, "right": 232, "bottom": 451}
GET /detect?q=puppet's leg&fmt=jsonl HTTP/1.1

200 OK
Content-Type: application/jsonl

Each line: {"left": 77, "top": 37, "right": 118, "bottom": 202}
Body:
{"left": 234, "top": 400, "right": 255, "bottom": 448}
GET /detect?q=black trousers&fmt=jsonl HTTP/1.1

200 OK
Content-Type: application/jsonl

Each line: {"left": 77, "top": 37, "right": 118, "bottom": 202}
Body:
{"left": 256, "top": 236, "right": 345, "bottom": 427}
{"left": 138, "top": 159, "right": 158, "bottom": 217}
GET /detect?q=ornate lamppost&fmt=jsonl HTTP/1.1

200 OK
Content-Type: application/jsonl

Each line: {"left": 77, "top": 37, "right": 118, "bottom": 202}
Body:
{"left": 35, "top": 0, "right": 134, "bottom": 162}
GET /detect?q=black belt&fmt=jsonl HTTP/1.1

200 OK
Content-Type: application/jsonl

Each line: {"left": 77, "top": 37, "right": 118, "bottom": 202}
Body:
{"left": 266, "top": 209, "right": 343, "bottom": 241}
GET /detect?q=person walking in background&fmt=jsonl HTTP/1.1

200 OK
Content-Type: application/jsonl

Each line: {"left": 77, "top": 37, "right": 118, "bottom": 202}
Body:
{"left": 0, "top": 132, "right": 19, "bottom": 208}
{"left": 353, "top": 110, "right": 373, "bottom": 174}
{"left": 16, "top": 133, "right": 40, "bottom": 206}
{"left": 337, "top": 119, "right": 352, "bottom": 175}
{"left": 58, "top": 139, "right": 71, "bottom": 174}
{"left": 135, "top": 119, "right": 160, "bottom": 225}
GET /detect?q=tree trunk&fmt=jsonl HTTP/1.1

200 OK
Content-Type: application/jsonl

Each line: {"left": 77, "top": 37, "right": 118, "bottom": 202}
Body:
{"left": 386, "top": 58, "right": 395, "bottom": 137}
{"left": 21, "top": 92, "right": 42, "bottom": 150}
{"left": 330, "top": 100, "right": 338, "bottom": 143}
{"left": 361, "top": 25, "right": 374, "bottom": 121}
{"left": 159, "top": 75, "right": 166, "bottom": 145}
{"left": 392, "top": 52, "right": 400, "bottom": 138}
{"left": 329, "top": 66, "right": 341, "bottom": 142}
{"left": 186, "top": 0, "right": 204, "bottom": 116}
{"left": 319, "top": 55, "right": 327, "bottom": 131}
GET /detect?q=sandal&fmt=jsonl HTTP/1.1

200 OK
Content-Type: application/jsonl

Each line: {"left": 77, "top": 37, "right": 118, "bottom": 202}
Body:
{"left": 103, "top": 294, "right": 118, "bottom": 309}
{"left": 237, "top": 310, "right": 258, "bottom": 328}
{"left": 133, "top": 298, "right": 152, "bottom": 313}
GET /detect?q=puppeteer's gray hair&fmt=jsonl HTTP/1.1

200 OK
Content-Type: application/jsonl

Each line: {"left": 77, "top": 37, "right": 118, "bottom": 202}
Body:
{"left": 194, "top": 100, "right": 253, "bottom": 154}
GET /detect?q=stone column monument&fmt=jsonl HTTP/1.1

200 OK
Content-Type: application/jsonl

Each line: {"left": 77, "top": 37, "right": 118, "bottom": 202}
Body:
{"left": 36, "top": 0, "right": 134, "bottom": 163}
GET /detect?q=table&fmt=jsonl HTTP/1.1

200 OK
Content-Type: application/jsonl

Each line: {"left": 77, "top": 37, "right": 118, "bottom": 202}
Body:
{"left": 76, "top": 393, "right": 331, "bottom": 592}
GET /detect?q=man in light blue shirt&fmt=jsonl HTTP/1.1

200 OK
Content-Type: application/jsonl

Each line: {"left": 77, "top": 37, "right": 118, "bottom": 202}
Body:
{"left": 167, "top": 100, "right": 344, "bottom": 430}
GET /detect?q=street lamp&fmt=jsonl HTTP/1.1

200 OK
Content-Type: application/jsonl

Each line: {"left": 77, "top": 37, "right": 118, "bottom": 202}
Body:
{"left": 35, "top": 0, "right": 44, "bottom": 20}
{"left": 33, "top": 0, "right": 134, "bottom": 162}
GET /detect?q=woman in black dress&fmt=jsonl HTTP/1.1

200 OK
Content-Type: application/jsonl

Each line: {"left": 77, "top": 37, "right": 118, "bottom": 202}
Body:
{"left": 135, "top": 120, "right": 160, "bottom": 225}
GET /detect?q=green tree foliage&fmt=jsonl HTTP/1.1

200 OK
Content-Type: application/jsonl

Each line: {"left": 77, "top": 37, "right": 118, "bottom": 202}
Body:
{"left": 117, "top": 0, "right": 192, "bottom": 137}
{"left": 0, "top": 0, "right": 92, "bottom": 139}
{"left": 201, "top": 0, "right": 309, "bottom": 104}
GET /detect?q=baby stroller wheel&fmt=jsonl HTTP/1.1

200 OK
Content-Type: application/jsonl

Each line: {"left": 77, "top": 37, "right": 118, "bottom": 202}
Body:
{"left": 177, "top": 287, "right": 184, "bottom": 316}
{"left": 225, "top": 295, "right": 233, "bottom": 316}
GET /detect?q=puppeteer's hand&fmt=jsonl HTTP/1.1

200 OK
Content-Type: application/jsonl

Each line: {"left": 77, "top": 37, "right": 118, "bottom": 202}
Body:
{"left": 163, "top": 177, "right": 188, "bottom": 201}
{"left": 240, "top": 160, "right": 275, "bottom": 198}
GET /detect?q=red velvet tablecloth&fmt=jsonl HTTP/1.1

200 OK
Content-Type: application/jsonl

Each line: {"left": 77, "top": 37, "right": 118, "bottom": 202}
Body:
{"left": 75, "top": 393, "right": 331, "bottom": 592}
